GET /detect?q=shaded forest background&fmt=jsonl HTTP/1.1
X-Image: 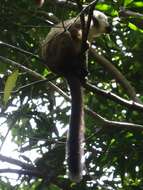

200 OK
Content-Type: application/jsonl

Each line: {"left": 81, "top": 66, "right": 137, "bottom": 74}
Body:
{"left": 0, "top": 0, "right": 143, "bottom": 189}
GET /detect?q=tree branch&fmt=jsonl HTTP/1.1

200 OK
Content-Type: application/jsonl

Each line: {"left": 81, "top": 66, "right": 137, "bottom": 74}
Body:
{"left": 0, "top": 76, "right": 58, "bottom": 95}
{"left": 86, "top": 107, "right": 143, "bottom": 131}
{"left": 0, "top": 41, "right": 47, "bottom": 67}
{"left": 84, "top": 82, "right": 143, "bottom": 112}
{"left": 0, "top": 154, "right": 56, "bottom": 179}
{"left": 119, "top": 7, "right": 143, "bottom": 18}
{"left": 0, "top": 154, "right": 34, "bottom": 170}
{"left": 90, "top": 47, "right": 140, "bottom": 102}
{"left": 0, "top": 168, "right": 44, "bottom": 178}
{"left": 1, "top": 54, "right": 143, "bottom": 131}
{"left": 0, "top": 56, "right": 69, "bottom": 100}
{"left": 0, "top": 56, "right": 43, "bottom": 79}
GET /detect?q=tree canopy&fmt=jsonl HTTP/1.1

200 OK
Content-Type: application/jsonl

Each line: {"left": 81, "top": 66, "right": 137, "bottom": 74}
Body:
{"left": 0, "top": 0, "right": 143, "bottom": 189}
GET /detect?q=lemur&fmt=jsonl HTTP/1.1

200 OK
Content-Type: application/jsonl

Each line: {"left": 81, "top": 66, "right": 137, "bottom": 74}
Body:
{"left": 42, "top": 10, "right": 111, "bottom": 182}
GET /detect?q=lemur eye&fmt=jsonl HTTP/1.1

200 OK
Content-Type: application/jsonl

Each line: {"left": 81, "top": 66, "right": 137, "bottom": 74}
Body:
{"left": 92, "top": 17, "right": 100, "bottom": 28}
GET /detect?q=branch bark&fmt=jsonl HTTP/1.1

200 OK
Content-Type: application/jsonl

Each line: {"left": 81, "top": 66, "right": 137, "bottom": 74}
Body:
{"left": 86, "top": 107, "right": 143, "bottom": 131}
{"left": 84, "top": 82, "right": 143, "bottom": 112}
{"left": 0, "top": 168, "right": 44, "bottom": 178}
{"left": 0, "top": 154, "right": 34, "bottom": 170}
{"left": 0, "top": 56, "right": 68, "bottom": 100}
{"left": 90, "top": 47, "right": 140, "bottom": 102}
{"left": 0, "top": 154, "right": 56, "bottom": 179}
{"left": 1, "top": 53, "right": 143, "bottom": 131}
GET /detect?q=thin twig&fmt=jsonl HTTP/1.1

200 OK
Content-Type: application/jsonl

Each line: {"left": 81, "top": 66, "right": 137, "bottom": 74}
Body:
{"left": 0, "top": 56, "right": 68, "bottom": 100}
{"left": 0, "top": 41, "right": 48, "bottom": 68}
{"left": 119, "top": 7, "right": 143, "bottom": 18}
{"left": 84, "top": 0, "right": 99, "bottom": 41}
{"left": 0, "top": 76, "right": 58, "bottom": 95}
{"left": 84, "top": 82, "right": 143, "bottom": 112}
{"left": 86, "top": 107, "right": 143, "bottom": 131}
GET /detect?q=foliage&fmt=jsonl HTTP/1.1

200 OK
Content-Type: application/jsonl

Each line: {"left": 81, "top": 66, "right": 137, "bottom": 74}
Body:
{"left": 0, "top": 0, "right": 143, "bottom": 189}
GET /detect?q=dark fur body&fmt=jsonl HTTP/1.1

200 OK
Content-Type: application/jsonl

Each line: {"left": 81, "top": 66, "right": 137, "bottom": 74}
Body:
{"left": 42, "top": 19, "right": 86, "bottom": 182}
{"left": 42, "top": 11, "right": 111, "bottom": 182}
{"left": 42, "top": 18, "right": 84, "bottom": 76}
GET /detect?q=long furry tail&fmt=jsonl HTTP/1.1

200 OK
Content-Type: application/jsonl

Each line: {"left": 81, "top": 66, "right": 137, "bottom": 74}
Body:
{"left": 66, "top": 76, "right": 85, "bottom": 182}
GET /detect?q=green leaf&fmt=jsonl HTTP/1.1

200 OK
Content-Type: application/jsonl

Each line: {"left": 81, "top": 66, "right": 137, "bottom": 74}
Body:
{"left": 128, "top": 22, "right": 138, "bottom": 31}
{"left": 133, "top": 1, "right": 143, "bottom": 7}
{"left": 96, "top": 4, "right": 118, "bottom": 16}
{"left": 124, "top": 0, "right": 134, "bottom": 7}
{"left": 3, "top": 69, "right": 19, "bottom": 105}
{"left": 96, "top": 4, "right": 111, "bottom": 11}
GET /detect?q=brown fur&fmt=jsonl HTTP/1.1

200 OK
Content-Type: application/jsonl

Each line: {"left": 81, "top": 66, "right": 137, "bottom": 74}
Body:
{"left": 42, "top": 11, "right": 111, "bottom": 182}
{"left": 42, "top": 20, "right": 85, "bottom": 181}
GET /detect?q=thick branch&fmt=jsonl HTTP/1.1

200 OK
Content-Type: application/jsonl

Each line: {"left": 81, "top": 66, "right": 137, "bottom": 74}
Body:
{"left": 90, "top": 47, "right": 140, "bottom": 102}
{"left": 0, "top": 168, "right": 44, "bottom": 178}
{"left": 0, "top": 154, "right": 34, "bottom": 170}
{"left": 0, "top": 154, "right": 55, "bottom": 179}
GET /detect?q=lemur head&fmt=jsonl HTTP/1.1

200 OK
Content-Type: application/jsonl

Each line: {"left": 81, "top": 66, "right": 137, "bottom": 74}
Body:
{"left": 88, "top": 10, "right": 111, "bottom": 41}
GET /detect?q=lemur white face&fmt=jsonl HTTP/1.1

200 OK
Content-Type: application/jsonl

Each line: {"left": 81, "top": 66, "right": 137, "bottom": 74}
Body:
{"left": 88, "top": 10, "right": 111, "bottom": 41}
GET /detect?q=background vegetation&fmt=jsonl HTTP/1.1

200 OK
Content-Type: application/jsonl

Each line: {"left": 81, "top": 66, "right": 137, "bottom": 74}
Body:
{"left": 0, "top": 0, "right": 143, "bottom": 189}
